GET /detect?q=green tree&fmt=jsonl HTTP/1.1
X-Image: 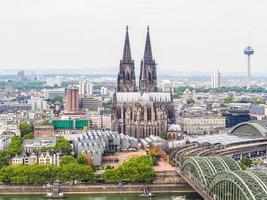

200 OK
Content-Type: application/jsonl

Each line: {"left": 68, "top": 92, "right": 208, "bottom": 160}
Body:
{"left": 159, "top": 132, "right": 167, "bottom": 140}
{"left": 59, "top": 162, "right": 94, "bottom": 184}
{"left": 76, "top": 155, "right": 88, "bottom": 165}
{"left": 55, "top": 137, "right": 71, "bottom": 154}
{"left": 60, "top": 155, "right": 77, "bottom": 166}
{"left": 223, "top": 97, "right": 235, "bottom": 104}
{"left": 19, "top": 123, "right": 33, "bottom": 137}
{"left": 4, "top": 136, "right": 23, "bottom": 157}
{"left": 239, "top": 157, "right": 252, "bottom": 170}
{"left": 102, "top": 156, "right": 155, "bottom": 183}
{"left": 52, "top": 96, "right": 63, "bottom": 104}
{"left": 102, "top": 100, "right": 112, "bottom": 109}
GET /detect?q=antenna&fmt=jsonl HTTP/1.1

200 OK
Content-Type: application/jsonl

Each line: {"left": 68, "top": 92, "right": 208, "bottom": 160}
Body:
{"left": 247, "top": 30, "right": 251, "bottom": 46}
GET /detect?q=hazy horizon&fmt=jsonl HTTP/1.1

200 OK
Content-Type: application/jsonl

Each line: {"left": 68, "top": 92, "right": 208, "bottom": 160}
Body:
{"left": 0, "top": 0, "right": 267, "bottom": 75}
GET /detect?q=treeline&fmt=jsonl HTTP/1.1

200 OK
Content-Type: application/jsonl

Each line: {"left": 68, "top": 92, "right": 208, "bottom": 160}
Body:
{"left": 173, "top": 86, "right": 267, "bottom": 99}
{"left": 0, "top": 156, "right": 94, "bottom": 185}
{"left": 0, "top": 155, "right": 156, "bottom": 185}
{"left": 102, "top": 156, "right": 155, "bottom": 183}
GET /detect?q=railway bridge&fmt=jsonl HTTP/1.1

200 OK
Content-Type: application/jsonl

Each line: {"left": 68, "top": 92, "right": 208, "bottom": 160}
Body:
{"left": 177, "top": 156, "right": 267, "bottom": 200}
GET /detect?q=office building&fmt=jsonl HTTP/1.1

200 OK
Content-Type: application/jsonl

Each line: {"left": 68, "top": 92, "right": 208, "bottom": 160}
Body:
{"left": 79, "top": 80, "right": 86, "bottom": 95}
{"left": 211, "top": 70, "right": 220, "bottom": 89}
{"left": 86, "top": 82, "right": 94, "bottom": 95}
{"left": 222, "top": 106, "right": 251, "bottom": 127}
{"left": 64, "top": 86, "right": 80, "bottom": 113}
{"left": 5, "top": 80, "right": 14, "bottom": 92}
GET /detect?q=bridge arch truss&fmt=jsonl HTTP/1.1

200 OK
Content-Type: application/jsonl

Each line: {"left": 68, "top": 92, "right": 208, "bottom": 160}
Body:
{"left": 181, "top": 156, "right": 267, "bottom": 200}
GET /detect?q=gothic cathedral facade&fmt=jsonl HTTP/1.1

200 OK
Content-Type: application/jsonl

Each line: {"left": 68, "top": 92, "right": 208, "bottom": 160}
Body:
{"left": 112, "top": 26, "right": 175, "bottom": 139}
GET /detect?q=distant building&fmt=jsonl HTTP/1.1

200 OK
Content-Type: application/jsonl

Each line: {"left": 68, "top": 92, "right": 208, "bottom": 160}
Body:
{"left": 5, "top": 80, "right": 14, "bottom": 92}
{"left": 222, "top": 106, "right": 251, "bottom": 127}
{"left": 167, "top": 124, "right": 183, "bottom": 140}
{"left": 52, "top": 119, "right": 88, "bottom": 130}
{"left": 46, "top": 77, "right": 62, "bottom": 87}
{"left": 250, "top": 104, "right": 267, "bottom": 120}
{"left": 0, "top": 102, "right": 31, "bottom": 113}
{"left": 86, "top": 82, "right": 94, "bottom": 95}
{"left": 34, "top": 125, "right": 54, "bottom": 138}
{"left": 43, "top": 88, "right": 65, "bottom": 99}
{"left": 29, "top": 97, "right": 48, "bottom": 110}
{"left": 182, "top": 88, "right": 197, "bottom": 103}
{"left": 211, "top": 70, "right": 220, "bottom": 89}
{"left": 159, "top": 80, "right": 173, "bottom": 92}
{"left": 17, "top": 70, "right": 25, "bottom": 81}
{"left": 23, "top": 137, "right": 56, "bottom": 153}
{"left": 100, "top": 87, "right": 108, "bottom": 95}
{"left": 101, "top": 114, "right": 111, "bottom": 130}
{"left": 12, "top": 152, "right": 60, "bottom": 166}
{"left": 178, "top": 113, "right": 226, "bottom": 135}
{"left": 64, "top": 86, "right": 80, "bottom": 113}
{"left": 79, "top": 80, "right": 86, "bottom": 95}
{"left": 80, "top": 95, "right": 101, "bottom": 110}
{"left": 89, "top": 114, "right": 102, "bottom": 129}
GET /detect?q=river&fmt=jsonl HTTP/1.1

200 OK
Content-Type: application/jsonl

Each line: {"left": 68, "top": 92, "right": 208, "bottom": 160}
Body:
{"left": 0, "top": 194, "right": 203, "bottom": 200}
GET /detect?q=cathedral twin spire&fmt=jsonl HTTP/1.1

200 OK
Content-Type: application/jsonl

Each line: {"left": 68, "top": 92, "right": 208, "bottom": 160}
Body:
{"left": 122, "top": 26, "right": 132, "bottom": 62}
{"left": 117, "top": 26, "right": 157, "bottom": 93}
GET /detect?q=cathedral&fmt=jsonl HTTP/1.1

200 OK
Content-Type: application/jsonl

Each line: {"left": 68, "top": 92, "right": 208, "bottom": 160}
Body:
{"left": 112, "top": 26, "right": 175, "bottom": 139}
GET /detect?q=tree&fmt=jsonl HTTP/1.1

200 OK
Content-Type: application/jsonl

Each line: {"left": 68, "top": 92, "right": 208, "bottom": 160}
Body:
{"left": 19, "top": 123, "right": 33, "bottom": 137}
{"left": 0, "top": 136, "right": 23, "bottom": 169}
{"left": 52, "top": 96, "right": 63, "bottom": 104}
{"left": 102, "top": 156, "right": 155, "bottom": 183}
{"left": 76, "top": 155, "right": 88, "bottom": 165}
{"left": 239, "top": 157, "right": 252, "bottom": 170}
{"left": 102, "top": 100, "right": 112, "bottom": 109}
{"left": 59, "top": 162, "right": 94, "bottom": 184}
{"left": 55, "top": 137, "right": 72, "bottom": 154}
{"left": 60, "top": 155, "right": 77, "bottom": 166}
{"left": 4, "top": 136, "right": 23, "bottom": 157}
{"left": 159, "top": 132, "right": 167, "bottom": 140}
{"left": 223, "top": 97, "right": 235, "bottom": 104}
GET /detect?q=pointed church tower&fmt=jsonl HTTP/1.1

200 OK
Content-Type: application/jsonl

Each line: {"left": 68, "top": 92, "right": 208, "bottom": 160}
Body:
{"left": 139, "top": 26, "right": 157, "bottom": 92}
{"left": 117, "top": 26, "right": 137, "bottom": 92}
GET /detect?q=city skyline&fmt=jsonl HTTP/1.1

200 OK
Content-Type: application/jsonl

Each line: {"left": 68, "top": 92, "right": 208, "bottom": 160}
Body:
{"left": 0, "top": 0, "right": 267, "bottom": 75}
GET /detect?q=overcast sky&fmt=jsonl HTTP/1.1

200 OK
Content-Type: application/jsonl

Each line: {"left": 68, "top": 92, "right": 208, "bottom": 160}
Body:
{"left": 0, "top": 0, "right": 266, "bottom": 75}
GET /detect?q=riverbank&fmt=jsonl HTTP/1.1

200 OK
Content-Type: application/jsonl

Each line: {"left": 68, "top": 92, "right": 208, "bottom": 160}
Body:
{"left": 0, "top": 184, "right": 194, "bottom": 195}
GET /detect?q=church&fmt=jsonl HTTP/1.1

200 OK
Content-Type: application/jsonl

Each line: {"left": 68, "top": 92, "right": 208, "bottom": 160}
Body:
{"left": 112, "top": 26, "right": 175, "bottom": 139}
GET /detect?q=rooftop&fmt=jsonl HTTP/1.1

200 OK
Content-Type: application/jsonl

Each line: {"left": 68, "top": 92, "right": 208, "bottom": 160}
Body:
{"left": 116, "top": 92, "right": 171, "bottom": 102}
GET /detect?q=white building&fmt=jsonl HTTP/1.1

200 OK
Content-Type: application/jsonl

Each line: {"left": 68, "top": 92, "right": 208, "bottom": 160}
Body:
{"left": 12, "top": 152, "right": 60, "bottom": 166}
{"left": 86, "top": 82, "right": 94, "bottom": 95}
{"left": 29, "top": 97, "right": 48, "bottom": 110}
{"left": 100, "top": 87, "right": 108, "bottom": 95}
{"left": 46, "top": 77, "right": 62, "bottom": 87}
{"left": 211, "top": 70, "right": 220, "bottom": 89}
{"left": 79, "top": 80, "right": 86, "bottom": 95}
{"left": 23, "top": 137, "right": 56, "bottom": 153}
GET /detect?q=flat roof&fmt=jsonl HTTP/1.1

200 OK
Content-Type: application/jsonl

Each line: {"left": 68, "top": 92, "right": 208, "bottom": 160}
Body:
{"left": 186, "top": 133, "right": 267, "bottom": 146}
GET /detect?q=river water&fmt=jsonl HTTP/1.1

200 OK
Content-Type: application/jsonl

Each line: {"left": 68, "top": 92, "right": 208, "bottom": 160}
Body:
{"left": 0, "top": 194, "right": 202, "bottom": 200}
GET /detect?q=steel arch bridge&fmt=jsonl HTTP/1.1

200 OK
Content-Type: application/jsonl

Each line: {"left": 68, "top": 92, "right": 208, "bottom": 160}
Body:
{"left": 180, "top": 156, "right": 267, "bottom": 200}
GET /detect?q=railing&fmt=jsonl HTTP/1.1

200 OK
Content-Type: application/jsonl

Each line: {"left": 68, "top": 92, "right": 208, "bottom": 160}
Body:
{"left": 176, "top": 166, "right": 214, "bottom": 200}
